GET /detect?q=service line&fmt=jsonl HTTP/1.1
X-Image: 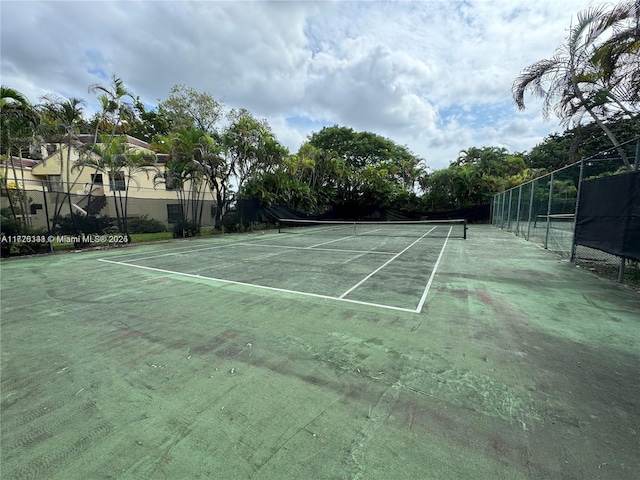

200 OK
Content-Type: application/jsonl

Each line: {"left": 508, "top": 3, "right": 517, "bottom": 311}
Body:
{"left": 338, "top": 226, "right": 437, "bottom": 299}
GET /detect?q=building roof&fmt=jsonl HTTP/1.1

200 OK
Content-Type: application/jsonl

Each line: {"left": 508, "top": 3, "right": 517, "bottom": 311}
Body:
{"left": 2, "top": 156, "right": 38, "bottom": 169}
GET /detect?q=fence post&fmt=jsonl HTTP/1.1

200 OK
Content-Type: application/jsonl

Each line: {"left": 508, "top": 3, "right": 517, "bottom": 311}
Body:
{"left": 492, "top": 195, "right": 497, "bottom": 225}
{"left": 526, "top": 180, "right": 535, "bottom": 241}
{"left": 515, "top": 185, "right": 523, "bottom": 236}
{"left": 41, "top": 182, "right": 54, "bottom": 253}
{"left": 507, "top": 189, "right": 513, "bottom": 231}
{"left": 618, "top": 257, "right": 626, "bottom": 283}
{"left": 571, "top": 159, "right": 585, "bottom": 261}
{"left": 491, "top": 195, "right": 498, "bottom": 226}
{"left": 544, "top": 173, "right": 554, "bottom": 249}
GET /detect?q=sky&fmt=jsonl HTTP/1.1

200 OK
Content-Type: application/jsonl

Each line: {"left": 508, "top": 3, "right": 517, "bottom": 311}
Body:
{"left": 1, "top": 0, "right": 598, "bottom": 171}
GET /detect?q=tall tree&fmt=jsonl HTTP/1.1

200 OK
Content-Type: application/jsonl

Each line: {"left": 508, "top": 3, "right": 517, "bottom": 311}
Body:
{"left": 589, "top": 1, "right": 640, "bottom": 120}
{"left": 88, "top": 75, "right": 137, "bottom": 142}
{"left": 1, "top": 86, "right": 40, "bottom": 223}
{"left": 77, "top": 135, "right": 157, "bottom": 236}
{"left": 308, "top": 125, "right": 426, "bottom": 210}
{"left": 127, "top": 99, "right": 171, "bottom": 142}
{"left": 158, "top": 84, "right": 223, "bottom": 134}
{"left": 224, "top": 108, "right": 284, "bottom": 193}
{"left": 38, "top": 95, "right": 86, "bottom": 231}
{"left": 512, "top": 1, "right": 639, "bottom": 170}
{"left": 151, "top": 127, "right": 209, "bottom": 231}
{"left": 189, "top": 133, "right": 229, "bottom": 225}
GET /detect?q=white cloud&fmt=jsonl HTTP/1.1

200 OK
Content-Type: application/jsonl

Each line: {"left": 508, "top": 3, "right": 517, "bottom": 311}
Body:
{"left": 1, "top": 0, "right": 597, "bottom": 170}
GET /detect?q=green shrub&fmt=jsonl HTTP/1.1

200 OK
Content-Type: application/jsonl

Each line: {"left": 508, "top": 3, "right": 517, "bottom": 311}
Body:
{"left": 53, "top": 214, "right": 113, "bottom": 235}
{"left": 1, "top": 215, "right": 25, "bottom": 236}
{"left": 1, "top": 217, "right": 49, "bottom": 257}
{"left": 172, "top": 221, "right": 200, "bottom": 238}
{"left": 221, "top": 222, "right": 248, "bottom": 233}
{"left": 127, "top": 215, "right": 166, "bottom": 234}
{"left": 221, "top": 222, "right": 274, "bottom": 233}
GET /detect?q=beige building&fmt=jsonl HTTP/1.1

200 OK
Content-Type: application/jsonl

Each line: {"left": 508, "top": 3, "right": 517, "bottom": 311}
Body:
{"left": 1, "top": 135, "right": 220, "bottom": 231}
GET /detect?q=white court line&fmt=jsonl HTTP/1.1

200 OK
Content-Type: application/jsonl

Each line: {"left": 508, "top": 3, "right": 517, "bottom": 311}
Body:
{"left": 338, "top": 226, "right": 437, "bottom": 299}
{"left": 104, "top": 233, "right": 285, "bottom": 263}
{"left": 108, "top": 239, "right": 396, "bottom": 265}
{"left": 235, "top": 242, "right": 395, "bottom": 256}
{"left": 415, "top": 227, "right": 452, "bottom": 313}
{"left": 308, "top": 235, "right": 356, "bottom": 248}
{"left": 306, "top": 228, "right": 384, "bottom": 249}
{"left": 101, "top": 232, "right": 274, "bottom": 258}
{"left": 105, "top": 241, "right": 254, "bottom": 263}
{"left": 108, "top": 233, "right": 400, "bottom": 264}
{"left": 97, "top": 258, "right": 417, "bottom": 313}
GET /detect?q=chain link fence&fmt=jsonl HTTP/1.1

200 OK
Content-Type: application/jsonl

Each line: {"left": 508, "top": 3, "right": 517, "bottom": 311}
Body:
{"left": 492, "top": 143, "right": 640, "bottom": 289}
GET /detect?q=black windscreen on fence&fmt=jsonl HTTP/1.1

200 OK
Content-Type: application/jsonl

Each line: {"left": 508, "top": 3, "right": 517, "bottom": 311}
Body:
{"left": 226, "top": 201, "right": 490, "bottom": 225}
{"left": 575, "top": 171, "right": 640, "bottom": 261}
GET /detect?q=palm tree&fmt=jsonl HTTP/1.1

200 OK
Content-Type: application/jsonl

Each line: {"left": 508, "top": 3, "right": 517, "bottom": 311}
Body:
{"left": 191, "top": 133, "right": 227, "bottom": 226}
{"left": 88, "top": 75, "right": 136, "bottom": 142}
{"left": 152, "top": 127, "right": 209, "bottom": 231}
{"left": 224, "top": 109, "right": 279, "bottom": 193}
{"left": 589, "top": 1, "right": 639, "bottom": 119}
{"left": 38, "top": 95, "right": 86, "bottom": 231}
{"left": 1, "top": 86, "right": 34, "bottom": 154}
{"left": 1, "top": 86, "right": 40, "bottom": 223}
{"left": 512, "top": 2, "right": 638, "bottom": 170}
{"left": 77, "top": 135, "right": 156, "bottom": 236}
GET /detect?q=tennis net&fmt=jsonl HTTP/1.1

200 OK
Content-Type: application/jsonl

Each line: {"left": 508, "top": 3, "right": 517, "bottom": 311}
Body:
{"left": 277, "top": 219, "right": 467, "bottom": 239}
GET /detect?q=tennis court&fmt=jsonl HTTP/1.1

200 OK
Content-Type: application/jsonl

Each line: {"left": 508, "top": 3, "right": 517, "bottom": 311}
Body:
{"left": 1, "top": 224, "right": 639, "bottom": 479}
{"left": 98, "top": 220, "right": 465, "bottom": 314}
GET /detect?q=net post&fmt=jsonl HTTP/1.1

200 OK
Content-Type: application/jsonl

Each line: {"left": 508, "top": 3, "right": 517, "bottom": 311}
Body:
{"left": 463, "top": 219, "right": 467, "bottom": 240}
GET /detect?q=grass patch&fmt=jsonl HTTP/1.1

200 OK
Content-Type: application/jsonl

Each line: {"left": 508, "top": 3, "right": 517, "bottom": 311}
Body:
{"left": 129, "top": 231, "right": 173, "bottom": 243}
{"left": 7, "top": 223, "right": 275, "bottom": 257}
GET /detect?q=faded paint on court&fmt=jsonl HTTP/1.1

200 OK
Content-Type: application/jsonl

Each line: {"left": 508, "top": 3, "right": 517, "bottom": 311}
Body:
{"left": 1, "top": 225, "right": 639, "bottom": 479}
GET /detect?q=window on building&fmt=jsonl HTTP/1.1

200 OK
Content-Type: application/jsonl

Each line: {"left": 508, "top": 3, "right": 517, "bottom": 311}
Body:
{"left": 46, "top": 175, "right": 62, "bottom": 192}
{"left": 109, "top": 172, "right": 126, "bottom": 191}
{"left": 167, "top": 204, "right": 183, "bottom": 223}
{"left": 91, "top": 173, "right": 103, "bottom": 184}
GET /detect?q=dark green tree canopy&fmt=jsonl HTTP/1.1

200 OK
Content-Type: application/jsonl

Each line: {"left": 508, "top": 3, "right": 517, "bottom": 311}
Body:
{"left": 308, "top": 125, "right": 421, "bottom": 171}
{"left": 125, "top": 99, "right": 171, "bottom": 142}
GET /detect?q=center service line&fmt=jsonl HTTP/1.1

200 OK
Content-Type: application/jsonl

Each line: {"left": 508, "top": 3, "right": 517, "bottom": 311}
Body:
{"left": 338, "top": 226, "right": 437, "bottom": 299}
{"left": 415, "top": 227, "right": 452, "bottom": 313}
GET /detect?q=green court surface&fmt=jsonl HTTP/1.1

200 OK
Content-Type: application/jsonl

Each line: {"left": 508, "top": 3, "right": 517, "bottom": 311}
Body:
{"left": 1, "top": 225, "right": 638, "bottom": 479}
